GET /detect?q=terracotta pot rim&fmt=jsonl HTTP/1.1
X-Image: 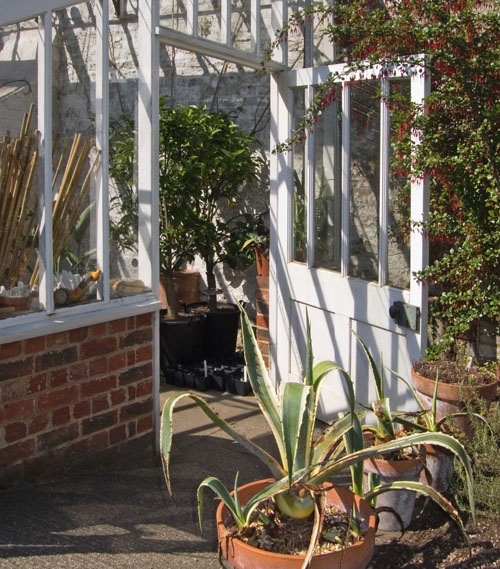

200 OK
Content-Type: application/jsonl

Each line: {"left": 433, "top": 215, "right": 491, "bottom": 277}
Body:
{"left": 216, "top": 478, "right": 376, "bottom": 564}
{"left": 411, "top": 365, "right": 498, "bottom": 400}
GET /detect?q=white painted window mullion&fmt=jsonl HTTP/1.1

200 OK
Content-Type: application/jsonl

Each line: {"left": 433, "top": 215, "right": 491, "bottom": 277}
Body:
{"left": 95, "top": 0, "right": 110, "bottom": 302}
{"left": 379, "top": 77, "right": 390, "bottom": 287}
{"left": 185, "top": 0, "right": 198, "bottom": 38}
{"left": 38, "top": 11, "right": 54, "bottom": 314}
{"left": 341, "top": 82, "right": 350, "bottom": 277}
{"left": 221, "top": 0, "right": 231, "bottom": 47}
{"left": 272, "top": 0, "right": 287, "bottom": 68}
{"left": 410, "top": 57, "right": 431, "bottom": 346}
{"left": 305, "top": 84, "right": 315, "bottom": 269}
{"left": 251, "top": 0, "right": 260, "bottom": 58}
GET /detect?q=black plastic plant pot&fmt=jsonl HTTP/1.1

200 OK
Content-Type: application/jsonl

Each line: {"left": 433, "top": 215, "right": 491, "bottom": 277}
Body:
{"left": 159, "top": 311, "right": 205, "bottom": 369}
{"left": 185, "top": 302, "right": 240, "bottom": 360}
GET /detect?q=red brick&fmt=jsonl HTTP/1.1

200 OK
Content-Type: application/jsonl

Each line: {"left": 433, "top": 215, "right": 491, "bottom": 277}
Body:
{"left": 25, "top": 336, "right": 46, "bottom": 354}
{"left": 38, "top": 385, "right": 80, "bottom": 412}
{"left": 255, "top": 314, "right": 269, "bottom": 329}
{"left": 52, "top": 406, "right": 71, "bottom": 426}
{"left": 35, "top": 347, "right": 78, "bottom": 372}
{"left": 119, "top": 363, "right": 152, "bottom": 386}
{"left": 137, "top": 415, "right": 153, "bottom": 434}
{"left": 73, "top": 400, "right": 91, "bottom": 419}
{"left": 120, "top": 398, "right": 152, "bottom": 421}
{"left": 136, "top": 379, "right": 153, "bottom": 398}
{"left": 49, "top": 368, "right": 68, "bottom": 388}
{"left": 120, "top": 328, "right": 151, "bottom": 349}
{"left": 80, "top": 375, "right": 116, "bottom": 398}
{"left": 37, "top": 423, "right": 79, "bottom": 451}
{"left": 28, "top": 373, "right": 47, "bottom": 394}
{"left": 82, "top": 410, "right": 118, "bottom": 435}
{"left": 80, "top": 338, "right": 117, "bottom": 360}
{"left": 29, "top": 414, "right": 50, "bottom": 434}
{"left": 87, "top": 431, "right": 109, "bottom": 453}
{"left": 108, "top": 318, "right": 127, "bottom": 334}
{"left": 0, "top": 341, "right": 22, "bottom": 360}
{"left": 0, "top": 399, "right": 35, "bottom": 422}
{"left": 109, "top": 424, "right": 127, "bottom": 445}
{"left": 108, "top": 352, "right": 127, "bottom": 372}
{"left": 0, "top": 357, "right": 34, "bottom": 381}
{"left": 136, "top": 345, "right": 153, "bottom": 363}
{"left": 89, "top": 322, "right": 107, "bottom": 340}
{"left": 135, "top": 313, "right": 152, "bottom": 327}
{"left": 68, "top": 327, "right": 88, "bottom": 343}
{"left": 69, "top": 362, "right": 88, "bottom": 382}
{"left": 0, "top": 438, "right": 35, "bottom": 465}
{"left": 4, "top": 421, "right": 27, "bottom": 443}
{"left": 1, "top": 378, "right": 26, "bottom": 402}
{"left": 110, "top": 388, "right": 127, "bottom": 406}
{"left": 89, "top": 357, "right": 108, "bottom": 377}
{"left": 127, "top": 351, "right": 136, "bottom": 366}
{"left": 92, "top": 395, "right": 110, "bottom": 414}
{"left": 46, "top": 331, "right": 69, "bottom": 349}
{"left": 127, "top": 385, "right": 136, "bottom": 400}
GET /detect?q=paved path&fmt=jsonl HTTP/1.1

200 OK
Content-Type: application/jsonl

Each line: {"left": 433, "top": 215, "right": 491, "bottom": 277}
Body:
{"left": 0, "top": 386, "right": 274, "bottom": 568}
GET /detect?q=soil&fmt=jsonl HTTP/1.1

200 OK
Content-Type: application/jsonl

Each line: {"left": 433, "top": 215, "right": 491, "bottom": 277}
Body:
{"left": 413, "top": 359, "right": 498, "bottom": 386}
{"left": 370, "top": 497, "right": 500, "bottom": 568}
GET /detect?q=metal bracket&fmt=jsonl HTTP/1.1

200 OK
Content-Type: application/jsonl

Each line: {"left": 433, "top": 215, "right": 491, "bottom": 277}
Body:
{"left": 389, "top": 301, "right": 420, "bottom": 331}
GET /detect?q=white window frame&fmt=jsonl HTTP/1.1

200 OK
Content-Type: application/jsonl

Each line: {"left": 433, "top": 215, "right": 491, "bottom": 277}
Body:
{"left": 0, "top": 0, "right": 160, "bottom": 343}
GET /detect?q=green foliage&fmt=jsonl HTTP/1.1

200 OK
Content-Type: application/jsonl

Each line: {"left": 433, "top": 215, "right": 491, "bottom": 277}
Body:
{"left": 109, "top": 102, "right": 261, "bottom": 311}
{"left": 271, "top": 0, "right": 500, "bottom": 358}
{"left": 452, "top": 403, "right": 500, "bottom": 518}
{"left": 161, "top": 307, "right": 475, "bottom": 558}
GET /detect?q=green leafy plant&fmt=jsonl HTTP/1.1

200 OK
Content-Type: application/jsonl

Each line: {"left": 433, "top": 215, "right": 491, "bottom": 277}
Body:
{"left": 109, "top": 102, "right": 261, "bottom": 317}
{"left": 160, "top": 307, "right": 476, "bottom": 564}
{"left": 158, "top": 104, "right": 261, "bottom": 311}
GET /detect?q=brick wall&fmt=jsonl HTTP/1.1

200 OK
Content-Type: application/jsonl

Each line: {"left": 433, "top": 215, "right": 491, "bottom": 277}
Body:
{"left": 0, "top": 313, "right": 154, "bottom": 486}
{"left": 255, "top": 276, "right": 270, "bottom": 368}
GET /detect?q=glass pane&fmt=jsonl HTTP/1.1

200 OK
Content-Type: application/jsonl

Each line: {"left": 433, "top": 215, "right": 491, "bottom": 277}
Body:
{"left": 349, "top": 81, "right": 380, "bottom": 282}
{"left": 108, "top": 24, "right": 142, "bottom": 298}
{"left": 0, "top": 18, "right": 40, "bottom": 317}
{"left": 314, "top": 84, "right": 341, "bottom": 271}
{"left": 51, "top": 5, "right": 101, "bottom": 308}
{"left": 388, "top": 78, "right": 411, "bottom": 289}
{"left": 292, "top": 87, "right": 306, "bottom": 263}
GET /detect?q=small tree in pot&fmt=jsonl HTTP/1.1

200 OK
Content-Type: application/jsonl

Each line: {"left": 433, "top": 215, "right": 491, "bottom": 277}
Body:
{"left": 162, "top": 105, "right": 261, "bottom": 312}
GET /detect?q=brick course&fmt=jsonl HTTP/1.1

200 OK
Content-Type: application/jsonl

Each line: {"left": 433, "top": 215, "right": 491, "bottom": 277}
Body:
{"left": 0, "top": 314, "right": 155, "bottom": 486}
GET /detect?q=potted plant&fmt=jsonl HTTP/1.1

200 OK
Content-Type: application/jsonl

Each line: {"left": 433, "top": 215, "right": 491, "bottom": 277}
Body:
{"left": 161, "top": 307, "right": 475, "bottom": 568}
{"left": 352, "top": 337, "right": 473, "bottom": 531}
{"left": 166, "top": 105, "right": 261, "bottom": 359}
{"left": 410, "top": 357, "right": 498, "bottom": 440}
{"left": 394, "top": 369, "right": 490, "bottom": 493}
{"left": 109, "top": 104, "right": 204, "bottom": 369}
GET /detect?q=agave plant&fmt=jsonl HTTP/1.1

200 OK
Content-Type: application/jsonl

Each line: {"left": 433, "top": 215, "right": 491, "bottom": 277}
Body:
{"left": 160, "top": 307, "right": 476, "bottom": 566}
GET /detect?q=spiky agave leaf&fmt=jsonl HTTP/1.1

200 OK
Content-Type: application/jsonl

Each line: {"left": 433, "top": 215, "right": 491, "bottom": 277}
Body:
{"left": 160, "top": 391, "right": 285, "bottom": 495}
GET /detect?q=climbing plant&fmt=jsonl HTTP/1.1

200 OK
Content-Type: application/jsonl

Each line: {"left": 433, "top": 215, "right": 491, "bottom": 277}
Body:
{"left": 270, "top": 0, "right": 500, "bottom": 359}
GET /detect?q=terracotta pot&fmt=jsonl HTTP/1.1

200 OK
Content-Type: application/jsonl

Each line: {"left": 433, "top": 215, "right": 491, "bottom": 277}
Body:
{"left": 411, "top": 366, "right": 498, "bottom": 438}
{"left": 364, "top": 456, "right": 423, "bottom": 531}
{"left": 217, "top": 478, "right": 376, "bottom": 569}
{"left": 159, "top": 271, "right": 200, "bottom": 310}
{"left": 420, "top": 444, "right": 454, "bottom": 493}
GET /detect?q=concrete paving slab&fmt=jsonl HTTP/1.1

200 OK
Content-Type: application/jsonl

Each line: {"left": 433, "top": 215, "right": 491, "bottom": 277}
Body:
{"left": 0, "top": 385, "right": 274, "bottom": 568}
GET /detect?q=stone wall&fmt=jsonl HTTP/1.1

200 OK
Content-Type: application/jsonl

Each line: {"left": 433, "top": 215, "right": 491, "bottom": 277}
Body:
{"left": 0, "top": 314, "right": 154, "bottom": 486}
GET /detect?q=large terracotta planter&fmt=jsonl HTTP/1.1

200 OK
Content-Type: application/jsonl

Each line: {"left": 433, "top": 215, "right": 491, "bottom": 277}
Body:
{"left": 217, "top": 479, "right": 376, "bottom": 569}
{"left": 364, "top": 456, "right": 423, "bottom": 531}
{"left": 411, "top": 365, "right": 498, "bottom": 438}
